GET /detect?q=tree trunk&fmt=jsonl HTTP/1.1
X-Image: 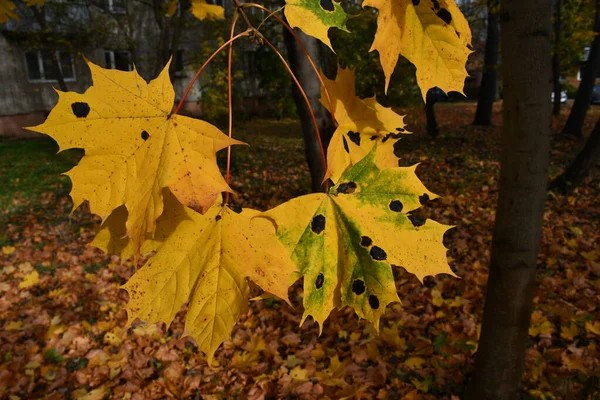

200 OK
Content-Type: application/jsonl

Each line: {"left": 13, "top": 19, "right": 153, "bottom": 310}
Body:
{"left": 425, "top": 89, "right": 439, "bottom": 138}
{"left": 550, "top": 117, "right": 600, "bottom": 191}
{"left": 467, "top": 0, "right": 552, "bottom": 399}
{"left": 473, "top": 0, "right": 500, "bottom": 126}
{"left": 562, "top": 0, "right": 600, "bottom": 137}
{"left": 283, "top": 28, "right": 335, "bottom": 193}
{"left": 552, "top": 0, "right": 562, "bottom": 116}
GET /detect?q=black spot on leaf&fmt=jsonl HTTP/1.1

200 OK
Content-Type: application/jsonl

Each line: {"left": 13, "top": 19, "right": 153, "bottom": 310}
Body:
{"left": 215, "top": 215, "right": 222, "bottom": 221}
{"left": 141, "top": 130, "right": 150, "bottom": 140}
{"left": 396, "top": 127, "right": 405, "bottom": 132}
{"left": 412, "top": 0, "right": 420, "bottom": 5}
{"left": 389, "top": 200, "right": 403, "bottom": 212}
{"left": 432, "top": 0, "right": 440, "bottom": 10}
{"left": 370, "top": 246, "right": 387, "bottom": 261}
{"left": 352, "top": 279, "right": 366, "bottom": 295}
{"left": 360, "top": 236, "right": 372, "bottom": 247}
{"left": 436, "top": 8, "right": 452, "bottom": 24}
{"left": 381, "top": 132, "right": 402, "bottom": 143}
{"left": 370, "top": 135, "right": 378, "bottom": 141}
{"left": 316, "top": 273, "right": 324, "bottom": 289}
{"left": 71, "top": 102, "right": 90, "bottom": 118}
{"left": 336, "top": 181, "right": 357, "bottom": 195}
{"left": 419, "top": 193, "right": 430, "bottom": 205}
{"left": 231, "top": 205, "right": 242, "bottom": 214}
{"left": 408, "top": 213, "right": 426, "bottom": 227}
{"left": 347, "top": 131, "right": 361, "bottom": 146}
{"left": 320, "top": 0, "right": 334, "bottom": 11}
{"left": 311, "top": 214, "right": 326, "bottom": 234}
{"left": 369, "top": 295, "right": 380, "bottom": 309}
{"left": 342, "top": 136, "right": 350, "bottom": 153}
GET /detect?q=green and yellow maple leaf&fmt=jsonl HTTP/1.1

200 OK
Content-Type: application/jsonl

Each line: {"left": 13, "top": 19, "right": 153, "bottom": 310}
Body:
{"left": 0, "top": 0, "right": 18, "bottom": 23}
{"left": 363, "top": 0, "right": 472, "bottom": 100}
{"left": 284, "top": 0, "right": 349, "bottom": 51}
{"left": 28, "top": 60, "right": 243, "bottom": 257}
{"left": 190, "top": 0, "right": 224, "bottom": 20}
{"left": 95, "top": 192, "right": 297, "bottom": 362}
{"left": 261, "top": 149, "right": 453, "bottom": 331}
{"left": 320, "top": 66, "right": 409, "bottom": 183}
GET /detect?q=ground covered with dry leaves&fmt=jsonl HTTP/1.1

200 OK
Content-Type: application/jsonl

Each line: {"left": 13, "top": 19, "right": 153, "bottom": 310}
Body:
{"left": 0, "top": 103, "right": 599, "bottom": 399}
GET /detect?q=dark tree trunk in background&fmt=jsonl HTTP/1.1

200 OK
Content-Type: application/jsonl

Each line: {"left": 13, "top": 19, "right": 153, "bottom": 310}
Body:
{"left": 283, "top": 28, "right": 335, "bottom": 192}
{"left": 552, "top": 0, "right": 562, "bottom": 116}
{"left": 425, "top": 89, "right": 439, "bottom": 138}
{"left": 551, "top": 117, "right": 600, "bottom": 191}
{"left": 563, "top": 0, "right": 600, "bottom": 137}
{"left": 467, "top": 0, "right": 552, "bottom": 398}
{"left": 474, "top": 0, "right": 500, "bottom": 125}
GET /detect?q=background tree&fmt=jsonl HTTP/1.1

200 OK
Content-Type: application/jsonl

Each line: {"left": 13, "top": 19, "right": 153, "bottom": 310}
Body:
{"left": 551, "top": 117, "right": 600, "bottom": 191}
{"left": 467, "top": 0, "right": 552, "bottom": 398}
{"left": 283, "top": 27, "right": 335, "bottom": 192}
{"left": 473, "top": 0, "right": 499, "bottom": 126}
{"left": 552, "top": 0, "right": 563, "bottom": 116}
{"left": 563, "top": 0, "right": 600, "bottom": 137}
{"left": 425, "top": 88, "right": 439, "bottom": 138}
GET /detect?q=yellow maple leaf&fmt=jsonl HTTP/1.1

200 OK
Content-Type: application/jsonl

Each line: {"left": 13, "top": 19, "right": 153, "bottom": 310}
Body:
{"left": 190, "top": 0, "right": 224, "bottom": 20}
{"left": 98, "top": 192, "right": 297, "bottom": 362}
{"left": 320, "top": 66, "right": 409, "bottom": 182}
{"left": 0, "top": 0, "right": 18, "bottom": 23}
{"left": 585, "top": 320, "right": 600, "bottom": 337}
{"left": 29, "top": 60, "right": 243, "bottom": 256}
{"left": 290, "top": 365, "right": 310, "bottom": 381}
{"left": 261, "top": 149, "right": 453, "bottom": 331}
{"left": 363, "top": 0, "right": 472, "bottom": 100}
{"left": 560, "top": 323, "right": 580, "bottom": 341}
{"left": 19, "top": 270, "right": 40, "bottom": 289}
{"left": 284, "top": 0, "right": 349, "bottom": 51}
{"left": 1, "top": 245, "right": 15, "bottom": 255}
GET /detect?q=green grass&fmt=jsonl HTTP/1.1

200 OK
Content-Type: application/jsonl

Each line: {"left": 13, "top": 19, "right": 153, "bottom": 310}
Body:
{"left": 0, "top": 137, "right": 82, "bottom": 223}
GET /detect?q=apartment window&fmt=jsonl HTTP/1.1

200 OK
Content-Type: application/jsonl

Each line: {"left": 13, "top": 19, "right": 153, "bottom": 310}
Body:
{"left": 25, "top": 50, "right": 76, "bottom": 82}
{"left": 104, "top": 50, "right": 132, "bottom": 71}
{"left": 106, "top": 0, "right": 126, "bottom": 13}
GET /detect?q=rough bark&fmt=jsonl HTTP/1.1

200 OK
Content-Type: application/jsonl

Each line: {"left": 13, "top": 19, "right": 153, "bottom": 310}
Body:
{"left": 562, "top": 0, "right": 600, "bottom": 137}
{"left": 283, "top": 28, "right": 335, "bottom": 193}
{"left": 474, "top": 0, "right": 500, "bottom": 126}
{"left": 550, "top": 117, "right": 600, "bottom": 191}
{"left": 425, "top": 89, "right": 439, "bottom": 138}
{"left": 466, "top": 0, "right": 552, "bottom": 399}
{"left": 552, "top": 0, "right": 562, "bottom": 116}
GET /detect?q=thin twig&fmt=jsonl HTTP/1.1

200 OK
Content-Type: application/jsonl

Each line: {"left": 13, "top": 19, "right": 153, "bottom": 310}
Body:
{"left": 244, "top": 2, "right": 338, "bottom": 126}
{"left": 225, "top": 13, "right": 240, "bottom": 204}
{"left": 173, "top": 30, "right": 250, "bottom": 115}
